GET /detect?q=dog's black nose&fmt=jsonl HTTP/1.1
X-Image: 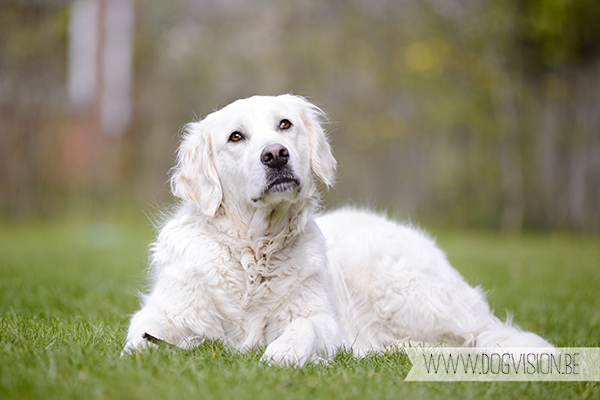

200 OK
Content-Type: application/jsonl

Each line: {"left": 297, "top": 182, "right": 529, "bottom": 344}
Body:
{"left": 261, "top": 144, "right": 289, "bottom": 169}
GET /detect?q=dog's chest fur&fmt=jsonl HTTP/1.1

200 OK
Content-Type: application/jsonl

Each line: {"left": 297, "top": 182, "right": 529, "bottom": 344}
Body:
{"left": 153, "top": 205, "right": 318, "bottom": 348}
{"left": 207, "top": 234, "right": 311, "bottom": 347}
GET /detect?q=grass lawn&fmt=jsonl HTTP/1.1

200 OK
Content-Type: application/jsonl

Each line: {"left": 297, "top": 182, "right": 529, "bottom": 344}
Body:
{"left": 1, "top": 214, "right": 599, "bottom": 399}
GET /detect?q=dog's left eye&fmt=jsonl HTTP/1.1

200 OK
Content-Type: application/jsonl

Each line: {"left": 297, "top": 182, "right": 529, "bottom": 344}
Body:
{"left": 228, "top": 132, "right": 245, "bottom": 142}
{"left": 279, "top": 119, "right": 292, "bottom": 130}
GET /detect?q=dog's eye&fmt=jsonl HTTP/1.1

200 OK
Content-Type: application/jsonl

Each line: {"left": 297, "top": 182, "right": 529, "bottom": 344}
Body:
{"left": 228, "top": 132, "right": 244, "bottom": 142}
{"left": 279, "top": 119, "right": 292, "bottom": 130}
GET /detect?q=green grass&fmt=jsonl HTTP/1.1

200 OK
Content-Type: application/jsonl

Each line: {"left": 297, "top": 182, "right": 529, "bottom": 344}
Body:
{"left": 1, "top": 217, "right": 599, "bottom": 399}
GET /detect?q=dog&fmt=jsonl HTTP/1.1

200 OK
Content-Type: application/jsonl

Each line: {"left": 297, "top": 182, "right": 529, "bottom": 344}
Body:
{"left": 123, "top": 94, "right": 552, "bottom": 365}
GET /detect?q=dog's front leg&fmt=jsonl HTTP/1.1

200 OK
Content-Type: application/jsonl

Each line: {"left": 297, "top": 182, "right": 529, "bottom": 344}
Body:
{"left": 261, "top": 314, "right": 343, "bottom": 367}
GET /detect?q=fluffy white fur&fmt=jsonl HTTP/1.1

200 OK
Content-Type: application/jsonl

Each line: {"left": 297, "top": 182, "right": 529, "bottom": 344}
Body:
{"left": 123, "top": 94, "right": 552, "bottom": 365}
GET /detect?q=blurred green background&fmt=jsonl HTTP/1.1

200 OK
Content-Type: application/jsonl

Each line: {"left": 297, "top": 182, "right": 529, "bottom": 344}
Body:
{"left": 1, "top": 0, "right": 600, "bottom": 231}
{"left": 1, "top": 3, "right": 599, "bottom": 397}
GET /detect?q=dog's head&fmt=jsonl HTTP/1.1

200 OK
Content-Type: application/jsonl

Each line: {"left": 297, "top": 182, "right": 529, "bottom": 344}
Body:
{"left": 170, "top": 95, "right": 336, "bottom": 216}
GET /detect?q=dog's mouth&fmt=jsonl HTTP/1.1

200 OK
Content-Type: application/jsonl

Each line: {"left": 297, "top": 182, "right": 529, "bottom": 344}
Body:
{"left": 252, "top": 172, "right": 301, "bottom": 203}
{"left": 265, "top": 175, "right": 300, "bottom": 194}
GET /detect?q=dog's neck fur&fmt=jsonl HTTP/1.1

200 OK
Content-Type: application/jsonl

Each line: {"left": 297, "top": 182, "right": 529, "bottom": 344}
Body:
{"left": 205, "top": 186, "right": 319, "bottom": 308}
{"left": 213, "top": 188, "right": 318, "bottom": 252}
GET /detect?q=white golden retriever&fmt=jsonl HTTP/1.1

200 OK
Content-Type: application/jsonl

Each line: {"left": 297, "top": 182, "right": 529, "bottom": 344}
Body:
{"left": 123, "top": 94, "right": 552, "bottom": 365}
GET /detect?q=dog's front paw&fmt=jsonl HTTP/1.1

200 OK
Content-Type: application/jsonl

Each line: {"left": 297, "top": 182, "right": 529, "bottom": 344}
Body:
{"left": 261, "top": 339, "right": 311, "bottom": 367}
{"left": 121, "top": 332, "right": 158, "bottom": 357}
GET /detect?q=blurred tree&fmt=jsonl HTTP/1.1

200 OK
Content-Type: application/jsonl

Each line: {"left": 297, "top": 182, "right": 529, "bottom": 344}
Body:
{"left": 0, "top": 2, "right": 69, "bottom": 218}
{"left": 1, "top": 0, "right": 599, "bottom": 230}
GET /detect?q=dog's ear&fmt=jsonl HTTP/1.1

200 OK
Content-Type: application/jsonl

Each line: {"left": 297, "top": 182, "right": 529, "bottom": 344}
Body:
{"left": 170, "top": 122, "right": 222, "bottom": 216}
{"left": 289, "top": 95, "right": 337, "bottom": 188}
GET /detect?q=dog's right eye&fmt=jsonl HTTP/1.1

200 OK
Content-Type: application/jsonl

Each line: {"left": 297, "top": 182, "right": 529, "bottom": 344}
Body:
{"left": 228, "top": 132, "right": 244, "bottom": 142}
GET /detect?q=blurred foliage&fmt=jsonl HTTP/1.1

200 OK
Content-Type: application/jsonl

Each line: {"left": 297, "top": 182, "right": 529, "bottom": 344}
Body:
{"left": 1, "top": 0, "right": 599, "bottom": 230}
{"left": 520, "top": 0, "right": 600, "bottom": 70}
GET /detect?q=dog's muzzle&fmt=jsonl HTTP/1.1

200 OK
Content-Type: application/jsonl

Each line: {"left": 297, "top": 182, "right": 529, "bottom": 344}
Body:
{"left": 257, "top": 144, "right": 300, "bottom": 199}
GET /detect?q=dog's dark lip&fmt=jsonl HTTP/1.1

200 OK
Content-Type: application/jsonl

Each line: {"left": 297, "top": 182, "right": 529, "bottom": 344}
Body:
{"left": 252, "top": 176, "right": 301, "bottom": 203}
{"left": 265, "top": 176, "right": 300, "bottom": 192}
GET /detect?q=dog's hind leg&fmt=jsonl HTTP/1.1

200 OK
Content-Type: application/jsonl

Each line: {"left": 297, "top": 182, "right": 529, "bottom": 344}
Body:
{"left": 473, "top": 316, "right": 553, "bottom": 350}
